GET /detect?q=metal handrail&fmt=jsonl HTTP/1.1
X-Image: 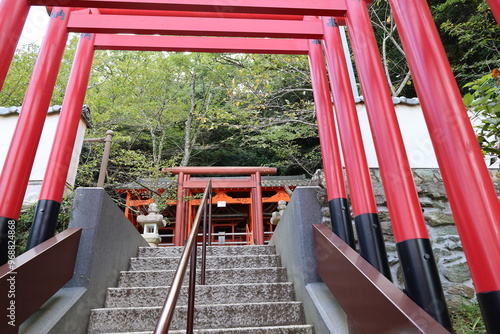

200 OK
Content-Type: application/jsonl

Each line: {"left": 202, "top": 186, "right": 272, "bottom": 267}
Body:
{"left": 154, "top": 180, "right": 212, "bottom": 334}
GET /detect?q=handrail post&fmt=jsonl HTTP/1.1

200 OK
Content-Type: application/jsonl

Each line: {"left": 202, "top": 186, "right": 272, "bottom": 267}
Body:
{"left": 97, "top": 130, "right": 114, "bottom": 187}
{"left": 208, "top": 190, "right": 213, "bottom": 247}
{"left": 186, "top": 245, "right": 197, "bottom": 334}
{"left": 201, "top": 187, "right": 208, "bottom": 285}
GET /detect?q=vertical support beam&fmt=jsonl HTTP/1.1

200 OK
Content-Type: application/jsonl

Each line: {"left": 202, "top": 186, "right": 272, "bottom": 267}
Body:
{"left": 345, "top": 1, "right": 451, "bottom": 330}
{"left": 322, "top": 17, "right": 391, "bottom": 280}
{"left": 0, "top": 7, "right": 70, "bottom": 265}
{"left": 250, "top": 174, "right": 257, "bottom": 244}
{"left": 0, "top": 0, "right": 30, "bottom": 90}
{"left": 388, "top": 0, "right": 500, "bottom": 331}
{"left": 182, "top": 175, "right": 191, "bottom": 244}
{"left": 486, "top": 0, "right": 500, "bottom": 25}
{"left": 174, "top": 172, "right": 185, "bottom": 246}
{"left": 97, "top": 130, "right": 114, "bottom": 187}
{"left": 27, "top": 31, "right": 96, "bottom": 250}
{"left": 254, "top": 171, "right": 264, "bottom": 245}
{"left": 307, "top": 38, "right": 355, "bottom": 249}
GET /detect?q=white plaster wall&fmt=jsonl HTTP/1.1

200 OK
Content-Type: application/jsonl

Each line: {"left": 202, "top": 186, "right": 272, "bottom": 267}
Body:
{"left": 355, "top": 104, "right": 498, "bottom": 169}
{"left": 0, "top": 112, "right": 87, "bottom": 203}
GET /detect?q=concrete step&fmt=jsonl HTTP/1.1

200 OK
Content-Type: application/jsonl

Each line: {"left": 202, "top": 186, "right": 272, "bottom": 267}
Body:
{"left": 117, "top": 267, "right": 288, "bottom": 288}
{"left": 88, "top": 302, "right": 305, "bottom": 333}
{"left": 137, "top": 245, "right": 276, "bottom": 258}
{"left": 129, "top": 254, "right": 281, "bottom": 271}
{"left": 99, "top": 324, "right": 314, "bottom": 333}
{"left": 105, "top": 282, "right": 295, "bottom": 308}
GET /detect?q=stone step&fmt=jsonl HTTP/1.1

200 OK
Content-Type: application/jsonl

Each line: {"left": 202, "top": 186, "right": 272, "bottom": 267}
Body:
{"left": 129, "top": 254, "right": 281, "bottom": 271}
{"left": 137, "top": 245, "right": 276, "bottom": 258}
{"left": 117, "top": 267, "right": 288, "bottom": 288}
{"left": 105, "top": 283, "right": 295, "bottom": 308}
{"left": 88, "top": 302, "right": 305, "bottom": 333}
{"left": 99, "top": 324, "right": 314, "bottom": 334}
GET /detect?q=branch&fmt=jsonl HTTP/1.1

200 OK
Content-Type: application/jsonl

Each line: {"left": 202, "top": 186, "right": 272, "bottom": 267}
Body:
{"left": 239, "top": 119, "right": 316, "bottom": 129}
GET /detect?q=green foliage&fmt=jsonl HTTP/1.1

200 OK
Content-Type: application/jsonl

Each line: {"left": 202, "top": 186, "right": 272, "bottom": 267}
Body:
{"left": 0, "top": 44, "right": 39, "bottom": 106}
{"left": 430, "top": 0, "right": 500, "bottom": 88}
{"left": 450, "top": 300, "right": 486, "bottom": 333}
{"left": 15, "top": 195, "right": 74, "bottom": 256}
{"left": 463, "top": 70, "right": 500, "bottom": 164}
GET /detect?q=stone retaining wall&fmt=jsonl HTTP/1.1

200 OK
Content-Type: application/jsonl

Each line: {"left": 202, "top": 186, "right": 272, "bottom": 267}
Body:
{"left": 309, "top": 168, "right": 500, "bottom": 309}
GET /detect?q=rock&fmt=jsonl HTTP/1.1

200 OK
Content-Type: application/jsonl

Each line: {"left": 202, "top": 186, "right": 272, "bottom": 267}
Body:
{"left": 447, "top": 284, "right": 475, "bottom": 299}
{"left": 433, "top": 248, "right": 452, "bottom": 257}
{"left": 417, "top": 182, "right": 448, "bottom": 200}
{"left": 445, "top": 284, "right": 476, "bottom": 311}
{"left": 425, "top": 211, "right": 455, "bottom": 227}
{"left": 443, "top": 262, "right": 471, "bottom": 283}
{"left": 321, "top": 206, "right": 330, "bottom": 218}
{"left": 443, "top": 256, "right": 463, "bottom": 264}
{"left": 432, "top": 225, "right": 459, "bottom": 236}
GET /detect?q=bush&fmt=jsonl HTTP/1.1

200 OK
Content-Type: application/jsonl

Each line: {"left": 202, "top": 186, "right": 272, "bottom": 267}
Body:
{"left": 463, "top": 69, "right": 500, "bottom": 165}
{"left": 15, "top": 194, "right": 74, "bottom": 256}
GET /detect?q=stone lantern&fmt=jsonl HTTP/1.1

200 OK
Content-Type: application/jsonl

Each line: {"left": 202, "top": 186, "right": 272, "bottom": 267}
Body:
{"left": 137, "top": 203, "right": 166, "bottom": 247}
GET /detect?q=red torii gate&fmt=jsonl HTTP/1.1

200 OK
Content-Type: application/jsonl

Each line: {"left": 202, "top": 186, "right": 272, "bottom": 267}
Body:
{"left": 164, "top": 166, "right": 277, "bottom": 246}
{"left": 0, "top": 0, "right": 499, "bottom": 332}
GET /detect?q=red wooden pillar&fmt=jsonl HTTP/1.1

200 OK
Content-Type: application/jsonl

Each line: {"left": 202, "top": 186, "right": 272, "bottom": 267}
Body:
{"left": 308, "top": 38, "right": 355, "bottom": 249}
{"left": 388, "top": 0, "right": 500, "bottom": 331}
{"left": 0, "top": 0, "right": 30, "bottom": 90}
{"left": 182, "top": 175, "right": 191, "bottom": 244}
{"left": 254, "top": 171, "right": 264, "bottom": 245}
{"left": 322, "top": 17, "right": 391, "bottom": 280}
{"left": 174, "top": 172, "right": 185, "bottom": 246}
{"left": 346, "top": 1, "right": 451, "bottom": 330}
{"left": 487, "top": 0, "right": 500, "bottom": 25}
{"left": 27, "top": 27, "right": 96, "bottom": 250}
{"left": 0, "top": 7, "right": 70, "bottom": 265}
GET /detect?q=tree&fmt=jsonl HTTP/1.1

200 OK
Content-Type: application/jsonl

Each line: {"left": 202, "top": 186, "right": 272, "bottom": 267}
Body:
{"left": 369, "top": 0, "right": 416, "bottom": 97}
{"left": 430, "top": 0, "right": 500, "bottom": 88}
{"left": 0, "top": 43, "right": 39, "bottom": 106}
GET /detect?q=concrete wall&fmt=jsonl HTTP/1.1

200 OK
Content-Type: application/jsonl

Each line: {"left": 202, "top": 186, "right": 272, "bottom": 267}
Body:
{"left": 270, "top": 186, "right": 347, "bottom": 334}
{"left": 20, "top": 187, "right": 149, "bottom": 334}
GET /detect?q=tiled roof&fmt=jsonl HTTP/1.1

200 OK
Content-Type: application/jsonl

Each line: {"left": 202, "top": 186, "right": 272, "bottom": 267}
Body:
{"left": 354, "top": 96, "right": 420, "bottom": 105}
{"left": 118, "top": 175, "right": 310, "bottom": 190}
{"left": 0, "top": 105, "right": 93, "bottom": 128}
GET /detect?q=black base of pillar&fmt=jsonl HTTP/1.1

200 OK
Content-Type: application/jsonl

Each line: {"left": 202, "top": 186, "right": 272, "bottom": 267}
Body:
{"left": 354, "top": 213, "right": 392, "bottom": 281}
{"left": 477, "top": 290, "right": 500, "bottom": 333}
{"left": 328, "top": 198, "right": 355, "bottom": 249}
{"left": 0, "top": 216, "right": 16, "bottom": 266}
{"left": 26, "top": 199, "right": 61, "bottom": 251}
{"left": 396, "top": 238, "right": 452, "bottom": 332}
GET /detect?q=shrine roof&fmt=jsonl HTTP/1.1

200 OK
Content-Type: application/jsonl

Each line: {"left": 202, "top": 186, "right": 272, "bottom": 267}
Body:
{"left": 0, "top": 105, "right": 93, "bottom": 128}
{"left": 117, "top": 175, "right": 310, "bottom": 191}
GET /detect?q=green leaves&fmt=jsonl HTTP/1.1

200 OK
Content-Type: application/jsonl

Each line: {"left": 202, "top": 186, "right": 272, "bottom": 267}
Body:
{"left": 464, "top": 70, "right": 500, "bottom": 164}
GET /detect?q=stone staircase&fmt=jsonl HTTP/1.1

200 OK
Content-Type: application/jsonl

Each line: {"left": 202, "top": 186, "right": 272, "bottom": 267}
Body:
{"left": 87, "top": 245, "right": 314, "bottom": 333}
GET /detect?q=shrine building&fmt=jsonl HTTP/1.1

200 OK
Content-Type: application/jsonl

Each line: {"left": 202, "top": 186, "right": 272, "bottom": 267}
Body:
{"left": 117, "top": 166, "right": 310, "bottom": 247}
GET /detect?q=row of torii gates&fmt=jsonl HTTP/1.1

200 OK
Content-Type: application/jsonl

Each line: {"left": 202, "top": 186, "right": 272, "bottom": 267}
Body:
{"left": 1, "top": 0, "right": 500, "bottom": 332}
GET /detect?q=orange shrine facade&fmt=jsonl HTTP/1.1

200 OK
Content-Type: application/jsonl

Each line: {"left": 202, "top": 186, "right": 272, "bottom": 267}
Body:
{"left": 117, "top": 167, "right": 310, "bottom": 246}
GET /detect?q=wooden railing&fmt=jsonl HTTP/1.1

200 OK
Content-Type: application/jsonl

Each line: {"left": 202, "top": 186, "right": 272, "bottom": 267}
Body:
{"left": 0, "top": 227, "right": 82, "bottom": 334}
{"left": 154, "top": 181, "right": 212, "bottom": 333}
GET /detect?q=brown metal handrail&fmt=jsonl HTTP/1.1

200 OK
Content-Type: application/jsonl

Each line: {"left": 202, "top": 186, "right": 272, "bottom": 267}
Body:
{"left": 154, "top": 180, "right": 212, "bottom": 334}
{"left": 0, "top": 227, "right": 82, "bottom": 334}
